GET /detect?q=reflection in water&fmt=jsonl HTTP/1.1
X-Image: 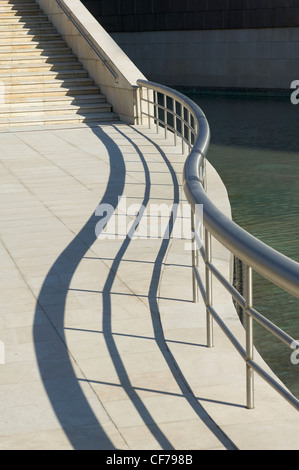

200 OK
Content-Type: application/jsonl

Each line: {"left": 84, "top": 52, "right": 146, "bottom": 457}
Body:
{"left": 186, "top": 92, "right": 299, "bottom": 398}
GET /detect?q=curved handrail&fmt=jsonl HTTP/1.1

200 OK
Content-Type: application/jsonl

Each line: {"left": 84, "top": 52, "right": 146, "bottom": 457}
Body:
{"left": 184, "top": 153, "right": 299, "bottom": 299}
{"left": 137, "top": 79, "right": 299, "bottom": 411}
{"left": 138, "top": 79, "right": 299, "bottom": 298}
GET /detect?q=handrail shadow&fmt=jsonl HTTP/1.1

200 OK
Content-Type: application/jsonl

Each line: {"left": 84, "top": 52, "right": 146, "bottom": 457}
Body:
{"left": 99, "top": 125, "right": 175, "bottom": 450}
{"left": 33, "top": 126, "right": 126, "bottom": 450}
{"left": 130, "top": 126, "right": 238, "bottom": 450}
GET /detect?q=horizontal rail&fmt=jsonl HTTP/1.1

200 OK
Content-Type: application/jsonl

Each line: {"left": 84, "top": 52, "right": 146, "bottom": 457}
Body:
{"left": 137, "top": 79, "right": 299, "bottom": 411}
{"left": 205, "top": 260, "right": 295, "bottom": 348}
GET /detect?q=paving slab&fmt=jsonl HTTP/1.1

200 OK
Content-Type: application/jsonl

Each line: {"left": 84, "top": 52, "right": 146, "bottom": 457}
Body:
{"left": 0, "top": 122, "right": 298, "bottom": 451}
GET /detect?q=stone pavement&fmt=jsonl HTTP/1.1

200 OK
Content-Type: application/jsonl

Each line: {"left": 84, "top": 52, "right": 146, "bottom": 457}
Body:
{"left": 0, "top": 122, "right": 298, "bottom": 450}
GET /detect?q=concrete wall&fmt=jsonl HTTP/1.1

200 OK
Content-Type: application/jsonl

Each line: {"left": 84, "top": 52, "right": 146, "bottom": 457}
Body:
{"left": 35, "top": 0, "right": 147, "bottom": 124}
{"left": 110, "top": 28, "right": 299, "bottom": 90}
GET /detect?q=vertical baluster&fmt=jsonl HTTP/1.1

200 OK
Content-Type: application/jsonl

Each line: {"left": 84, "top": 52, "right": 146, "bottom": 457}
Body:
{"left": 155, "top": 91, "right": 159, "bottom": 134}
{"left": 139, "top": 86, "right": 143, "bottom": 126}
{"left": 181, "top": 105, "right": 185, "bottom": 154}
{"left": 147, "top": 88, "right": 151, "bottom": 129}
{"left": 191, "top": 210, "right": 198, "bottom": 304}
{"left": 188, "top": 111, "right": 191, "bottom": 153}
{"left": 245, "top": 265, "right": 254, "bottom": 409}
{"left": 173, "top": 99, "right": 177, "bottom": 146}
{"left": 205, "top": 229, "right": 214, "bottom": 348}
{"left": 164, "top": 94, "right": 167, "bottom": 138}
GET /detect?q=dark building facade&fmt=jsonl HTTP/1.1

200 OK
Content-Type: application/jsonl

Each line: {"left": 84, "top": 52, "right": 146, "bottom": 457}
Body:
{"left": 81, "top": 0, "right": 299, "bottom": 32}
{"left": 81, "top": 0, "right": 299, "bottom": 90}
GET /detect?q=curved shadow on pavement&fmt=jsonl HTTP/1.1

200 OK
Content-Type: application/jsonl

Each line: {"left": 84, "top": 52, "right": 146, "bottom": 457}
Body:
{"left": 101, "top": 126, "right": 175, "bottom": 450}
{"left": 33, "top": 123, "right": 238, "bottom": 450}
{"left": 33, "top": 126, "right": 126, "bottom": 450}
{"left": 131, "top": 127, "right": 238, "bottom": 451}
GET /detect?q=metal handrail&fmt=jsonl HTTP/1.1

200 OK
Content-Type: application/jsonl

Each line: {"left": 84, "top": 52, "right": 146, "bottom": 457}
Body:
{"left": 137, "top": 79, "right": 299, "bottom": 411}
{"left": 54, "top": 0, "right": 119, "bottom": 82}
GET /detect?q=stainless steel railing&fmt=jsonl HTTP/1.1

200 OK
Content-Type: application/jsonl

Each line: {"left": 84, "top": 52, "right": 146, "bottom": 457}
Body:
{"left": 137, "top": 79, "right": 299, "bottom": 411}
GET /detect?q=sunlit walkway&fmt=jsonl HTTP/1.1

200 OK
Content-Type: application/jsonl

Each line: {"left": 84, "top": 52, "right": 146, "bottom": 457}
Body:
{"left": 0, "top": 122, "right": 298, "bottom": 450}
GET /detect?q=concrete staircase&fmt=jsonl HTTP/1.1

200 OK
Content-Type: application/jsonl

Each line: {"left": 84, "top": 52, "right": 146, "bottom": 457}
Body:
{"left": 0, "top": 0, "right": 119, "bottom": 127}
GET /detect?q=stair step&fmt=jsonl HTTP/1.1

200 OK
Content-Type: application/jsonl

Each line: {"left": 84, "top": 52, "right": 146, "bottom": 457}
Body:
{"left": 0, "top": 47, "right": 72, "bottom": 57}
{"left": 4, "top": 78, "right": 95, "bottom": 90}
{"left": 0, "top": 19, "right": 51, "bottom": 28}
{"left": 0, "top": 31, "right": 60, "bottom": 40}
{"left": 0, "top": 39, "right": 67, "bottom": 48}
{"left": 0, "top": 27, "right": 56, "bottom": 35}
{"left": 0, "top": 0, "right": 38, "bottom": 2}
{"left": 0, "top": 9, "right": 45, "bottom": 15}
{"left": 0, "top": 2, "right": 39, "bottom": 6}
{"left": 0, "top": 18, "right": 50, "bottom": 26}
{"left": 0, "top": 44, "right": 69, "bottom": 54}
{"left": 0, "top": 0, "right": 39, "bottom": 5}
{"left": 3, "top": 94, "right": 106, "bottom": 106}
{"left": 0, "top": 33, "right": 60, "bottom": 40}
{"left": 0, "top": 0, "right": 36, "bottom": 3}
{"left": 0, "top": 13, "right": 46, "bottom": 20}
{"left": 0, "top": 2, "right": 39, "bottom": 4}
{"left": 0, "top": 54, "right": 77, "bottom": 65}
{"left": 5, "top": 87, "right": 102, "bottom": 101}
{"left": 0, "top": 4, "right": 39, "bottom": 9}
{"left": 0, "top": 62, "right": 83, "bottom": 72}
{"left": 0, "top": 6, "right": 44, "bottom": 12}
{"left": 0, "top": 22, "right": 53, "bottom": 30}
{"left": 0, "top": 112, "right": 119, "bottom": 127}
{"left": 0, "top": 102, "right": 113, "bottom": 117}
{"left": 0, "top": 6, "right": 39, "bottom": 12}
{"left": 1, "top": 70, "right": 89, "bottom": 83}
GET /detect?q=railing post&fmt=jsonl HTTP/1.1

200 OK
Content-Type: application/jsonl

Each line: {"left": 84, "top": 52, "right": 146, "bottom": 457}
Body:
{"left": 154, "top": 91, "right": 159, "bottom": 134}
{"left": 205, "top": 229, "right": 214, "bottom": 348}
{"left": 245, "top": 265, "right": 255, "bottom": 409}
{"left": 188, "top": 111, "right": 191, "bottom": 153}
{"left": 147, "top": 88, "right": 151, "bottom": 129}
{"left": 173, "top": 98, "right": 177, "bottom": 146}
{"left": 139, "top": 86, "right": 143, "bottom": 126}
{"left": 203, "top": 158, "right": 207, "bottom": 192}
{"left": 164, "top": 94, "right": 167, "bottom": 138}
{"left": 191, "top": 210, "right": 198, "bottom": 304}
{"left": 181, "top": 105, "right": 185, "bottom": 154}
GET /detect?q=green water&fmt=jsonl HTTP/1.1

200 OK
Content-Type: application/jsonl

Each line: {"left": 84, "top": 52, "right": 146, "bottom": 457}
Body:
{"left": 186, "top": 92, "right": 299, "bottom": 398}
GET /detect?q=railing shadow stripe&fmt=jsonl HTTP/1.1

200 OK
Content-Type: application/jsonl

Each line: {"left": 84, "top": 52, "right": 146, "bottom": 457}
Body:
{"left": 100, "top": 125, "right": 175, "bottom": 450}
{"left": 33, "top": 126, "right": 126, "bottom": 450}
{"left": 131, "top": 126, "right": 238, "bottom": 450}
